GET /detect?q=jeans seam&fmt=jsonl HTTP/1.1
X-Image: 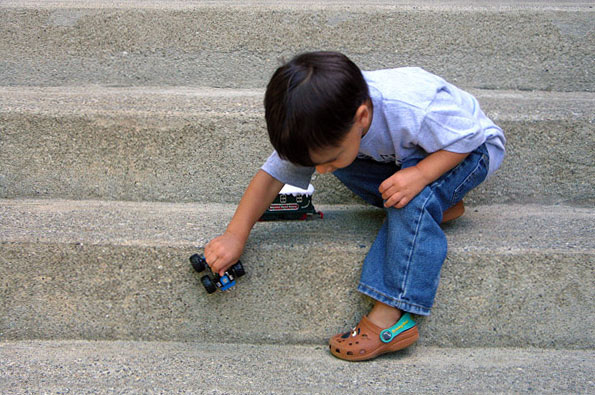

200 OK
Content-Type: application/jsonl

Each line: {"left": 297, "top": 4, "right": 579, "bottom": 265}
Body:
{"left": 431, "top": 144, "right": 487, "bottom": 201}
{"left": 452, "top": 154, "right": 487, "bottom": 204}
{"left": 399, "top": 190, "right": 434, "bottom": 301}
{"left": 454, "top": 158, "right": 482, "bottom": 196}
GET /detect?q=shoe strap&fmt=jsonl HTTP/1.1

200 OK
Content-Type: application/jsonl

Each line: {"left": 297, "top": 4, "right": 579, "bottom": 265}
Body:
{"left": 380, "top": 313, "right": 416, "bottom": 343}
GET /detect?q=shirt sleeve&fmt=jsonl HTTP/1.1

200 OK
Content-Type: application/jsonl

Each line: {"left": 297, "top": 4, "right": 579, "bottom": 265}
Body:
{"left": 261, "top": 151, "right": 315, "bottom": 189}
{"left": 417, "top": 87, "right": 486, "bottom": 154}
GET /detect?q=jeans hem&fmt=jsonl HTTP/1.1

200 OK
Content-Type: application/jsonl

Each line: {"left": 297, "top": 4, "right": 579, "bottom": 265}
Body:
{"left": 358, "top": 283, "right": 431, "bottom": 316}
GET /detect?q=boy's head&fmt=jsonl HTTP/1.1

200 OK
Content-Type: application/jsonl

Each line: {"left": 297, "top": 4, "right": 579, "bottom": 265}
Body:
{"left": 264, "top": 51, "right": 370, "bottom": 167}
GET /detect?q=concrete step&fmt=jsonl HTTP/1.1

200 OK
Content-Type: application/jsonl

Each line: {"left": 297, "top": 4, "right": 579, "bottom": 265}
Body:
{"left": 1, "top": 87, "right": 593, "bottom": 205}
{"left": 1, "top": 341, "right": 593, "bottom": 393}
{"left": 1, "top": 1, "right": 593, "bottom": 92}
{"left": 1, "top": 199, "right": 593, "bottom": 349}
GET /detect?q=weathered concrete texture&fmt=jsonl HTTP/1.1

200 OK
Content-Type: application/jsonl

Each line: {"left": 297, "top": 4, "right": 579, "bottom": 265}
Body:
{"left": 1, "top": 341, "right": 594, "bottom": 394}
{"left": 1, "top": 200, "right": 593, "bottom": 348}
{"left": 3, "top": 0, "right": 593, "bottom": 9}
{"left": 0, "top": 2, "right": 593, "bottom": 91}
{"left": 1, "top": 87, "right": 593, "bottom": 205}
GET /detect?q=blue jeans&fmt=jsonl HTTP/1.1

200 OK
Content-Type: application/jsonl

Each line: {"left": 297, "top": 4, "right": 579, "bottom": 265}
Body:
{"left": 333, "top": 144, "right": 489, "bottom": 316}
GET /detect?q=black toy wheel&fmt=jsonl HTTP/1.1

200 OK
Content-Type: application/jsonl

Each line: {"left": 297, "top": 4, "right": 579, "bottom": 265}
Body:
{"left": 230, "top": 261, "right": 245, "bottom": 278}
{"left": 189, "top": 254, "right": 207, "bottom": 272}
{"left": 201, "top": 275, "right": 217, "bottom": 294}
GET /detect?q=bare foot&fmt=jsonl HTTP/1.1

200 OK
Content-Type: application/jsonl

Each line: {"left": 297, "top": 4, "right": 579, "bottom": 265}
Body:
{"left": 367, "top": 301, "right": 402, "bottom": 329}
{"left": 442, "top": 200, "right": 465, "bottom": 223}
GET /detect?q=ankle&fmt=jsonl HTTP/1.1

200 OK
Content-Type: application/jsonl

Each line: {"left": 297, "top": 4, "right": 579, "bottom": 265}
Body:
{"left": 367, "top": 301, "right": 402, "bottom": 329}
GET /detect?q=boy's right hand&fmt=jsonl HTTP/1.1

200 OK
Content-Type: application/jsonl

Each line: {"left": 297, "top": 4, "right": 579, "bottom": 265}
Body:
{"left": 202, "top": 170, "right": 283, "bottom": 277}
{"left": 204, "top": 231, "right": 245, "bottom": 277}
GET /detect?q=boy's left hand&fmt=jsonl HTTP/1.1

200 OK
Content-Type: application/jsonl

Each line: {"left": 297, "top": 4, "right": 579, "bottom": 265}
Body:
{"left": 379, "top": 166, "right": 429, "bottom": 209}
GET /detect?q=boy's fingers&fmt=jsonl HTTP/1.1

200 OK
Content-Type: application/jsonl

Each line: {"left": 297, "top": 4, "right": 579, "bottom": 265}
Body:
{"left": 379, "top": 180, "right": 391, "bottom": 194}
{"left": 396, "top": 196, "right": 410, "bottom": 209}
{"left": 206, "top": 256, "right": 217, "bottom": 269}
{"left": 385, "top": 191, "right": 401, "bottom": 207}
{"left": 380, "top": 186, "right": 394, "bottom": 200}
{"left": 385, "top": 200, "right": 398, "bottom": 209}
{"left": 207, "top": 252, "right": 227, "bottom": 270}
{"left": 379, "top": 177, "right": 391, "bottom": 191}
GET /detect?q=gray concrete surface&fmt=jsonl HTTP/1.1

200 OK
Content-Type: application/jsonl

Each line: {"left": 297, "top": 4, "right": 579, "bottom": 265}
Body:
{"left": 1, "top": 341, "right": 593, "bottom": 394}
{"left": 4, "top": 0, "right": 594, "bottom": 9}
{"left": 1, "top": 87, "right": 593, "bottom": 205}
{"left": 1, "top": 1, "right": 592, "bottom": 389}
{"left": 1, "top": 199, "right": 593, "bottom": 348}
{"left": 1, "top": 2, "right": 593, "bottom": 91}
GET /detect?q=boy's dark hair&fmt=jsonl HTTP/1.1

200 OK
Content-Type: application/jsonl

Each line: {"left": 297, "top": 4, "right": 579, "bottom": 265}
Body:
{"left": 264, "top": 51, "right": 370, "bottom": 167}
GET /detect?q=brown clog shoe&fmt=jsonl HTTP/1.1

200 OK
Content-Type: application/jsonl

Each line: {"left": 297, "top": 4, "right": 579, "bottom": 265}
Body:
{"left": 329, "top": 313, "right": 418, "bottom": 362}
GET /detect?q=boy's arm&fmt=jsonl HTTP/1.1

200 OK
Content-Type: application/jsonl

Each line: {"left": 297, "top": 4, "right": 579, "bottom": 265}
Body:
{"left": 205, "top": 169, "right": 284, "bottom": 276}
{"left": 379, "top": 150, "right": 469, "bottom": 209}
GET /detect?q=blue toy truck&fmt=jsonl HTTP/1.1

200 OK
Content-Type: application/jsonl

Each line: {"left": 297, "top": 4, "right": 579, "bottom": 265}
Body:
{"left": 189, "top": 254, "right": 245, "bottom": 293}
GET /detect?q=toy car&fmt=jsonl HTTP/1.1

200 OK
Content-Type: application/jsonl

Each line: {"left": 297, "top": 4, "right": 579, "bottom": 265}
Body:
{"left": 259, "top": 183, "right": 323, "bottom": 221}
{"left": 189, "top": 254, "right": 245, "bottom": 293}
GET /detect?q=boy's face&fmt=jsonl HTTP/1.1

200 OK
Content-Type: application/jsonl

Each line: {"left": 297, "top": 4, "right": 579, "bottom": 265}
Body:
{"left": 309, "top": 102, "right": 371, "bottom": 174}
{"left": 310, "top": 122, "right": 365, "bottom": 174}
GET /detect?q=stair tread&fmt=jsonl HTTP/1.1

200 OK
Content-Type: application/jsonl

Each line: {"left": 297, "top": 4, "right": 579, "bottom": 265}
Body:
{"left": 1, "top": 86, "right": 593, "bottom": 120}
{"left": 1, "top": 0, "right": 592, "bottom": 10}
{"left": 1, "top": 340, "right": 593, "bottom": 393}
{"left": 1, "top": 199, "right": 593, "bottom": 252}
{"left": 1, "top": 199, "right": 593, "bottom": 347}
{"left": 1, "top": 3, "right": 592, "bottom": 91}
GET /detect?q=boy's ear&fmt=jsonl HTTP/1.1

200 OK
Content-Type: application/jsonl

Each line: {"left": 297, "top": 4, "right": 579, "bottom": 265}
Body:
{"left": 355, "top": 101, "right": 372, "bottom": 128}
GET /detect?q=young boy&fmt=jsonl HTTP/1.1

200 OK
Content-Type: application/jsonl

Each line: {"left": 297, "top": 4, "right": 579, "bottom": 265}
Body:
{"left": 204, "top": 51, "right": 505, "bottom": 361}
